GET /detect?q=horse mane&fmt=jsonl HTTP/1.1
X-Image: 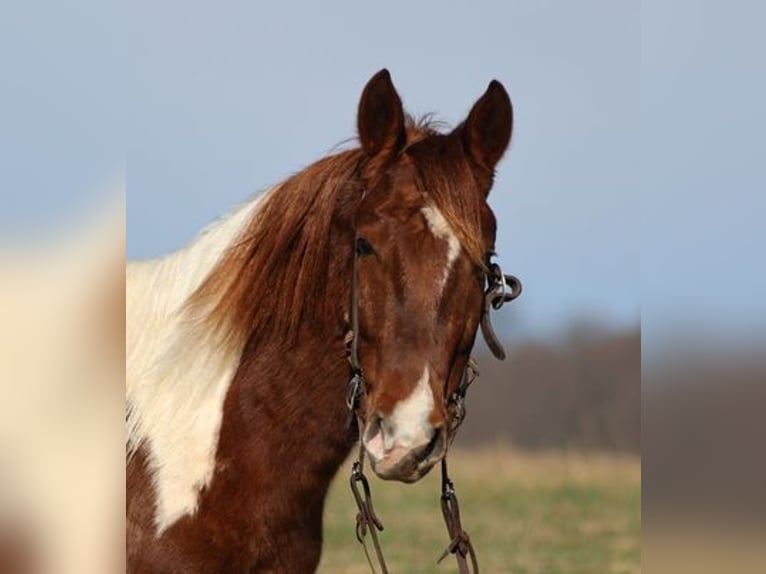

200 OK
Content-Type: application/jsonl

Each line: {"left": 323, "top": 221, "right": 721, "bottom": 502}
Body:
{"left": 187, "top": 116, "right": 490, "bottom": 357}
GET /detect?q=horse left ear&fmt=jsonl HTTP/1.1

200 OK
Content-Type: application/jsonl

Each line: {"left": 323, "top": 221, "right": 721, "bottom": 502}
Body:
{"left": 459, "top": 80, "right": 513, "bottom": 172}
{"left": 357, "top": 69, "right": 406, "bottom": 159}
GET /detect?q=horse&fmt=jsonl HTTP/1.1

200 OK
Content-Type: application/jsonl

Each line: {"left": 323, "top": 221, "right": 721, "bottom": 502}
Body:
{"left": 126, "top": 69, "right": 514, "bottom": 573}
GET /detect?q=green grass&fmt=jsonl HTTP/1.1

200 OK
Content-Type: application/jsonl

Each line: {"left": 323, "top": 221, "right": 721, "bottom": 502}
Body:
{"left": 317, "top": 448, "right": 640, "bottom": 574}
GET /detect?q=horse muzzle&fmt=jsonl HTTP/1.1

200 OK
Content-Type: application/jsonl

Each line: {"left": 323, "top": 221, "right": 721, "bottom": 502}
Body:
{"left": 362, "top": 416, "right": 447, "bottom": 482}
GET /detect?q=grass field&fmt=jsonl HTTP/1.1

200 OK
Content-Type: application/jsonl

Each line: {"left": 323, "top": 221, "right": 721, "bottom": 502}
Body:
{"left": 317, "top": 448, "right": 640, "bottom": 574}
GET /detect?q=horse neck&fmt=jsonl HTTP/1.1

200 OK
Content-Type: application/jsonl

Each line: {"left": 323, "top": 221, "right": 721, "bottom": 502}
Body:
{"left": 128, "top": 179, "right": 359, "bottom": 555}
{"left": 126, "top": 193, "right": 275, "bottom": 532}
{"left": 213, "top": 224, "right": 358, "bottom": 508}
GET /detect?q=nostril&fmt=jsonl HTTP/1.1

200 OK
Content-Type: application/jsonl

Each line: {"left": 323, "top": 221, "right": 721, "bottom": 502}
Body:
{"left": 363, "top": 414, "right": 382, "bottom": 444}
{"left": 380, "top": 417, "right": 396, "bottom": 440}
{"left": 413, "top": 426, "right": 445, "bottom": 464}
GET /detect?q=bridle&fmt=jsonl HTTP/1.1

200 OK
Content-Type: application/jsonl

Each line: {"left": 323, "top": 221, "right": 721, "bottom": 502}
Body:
{"left": 345, "top": 240, "right": 522, "bottom": 574}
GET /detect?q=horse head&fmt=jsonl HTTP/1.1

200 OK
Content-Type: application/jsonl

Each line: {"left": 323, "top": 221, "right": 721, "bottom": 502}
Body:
{"left": 350, "top": 70, "right": 513, "bottom": 482}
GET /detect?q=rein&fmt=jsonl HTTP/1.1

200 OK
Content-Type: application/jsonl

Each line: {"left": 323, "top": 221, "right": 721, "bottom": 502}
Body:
{"left": 345, "top": 245, "right": 521, "bottom": 573}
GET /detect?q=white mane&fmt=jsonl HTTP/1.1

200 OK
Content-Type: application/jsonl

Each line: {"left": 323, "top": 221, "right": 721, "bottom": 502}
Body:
{"left": 126, "top": 189, "right": 270, "bottom": 532}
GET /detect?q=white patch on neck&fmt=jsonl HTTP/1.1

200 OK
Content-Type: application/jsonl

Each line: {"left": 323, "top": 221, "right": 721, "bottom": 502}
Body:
{"left": 421, "top": 205, "right": 461, "bottom": 292}
{"left": 126, "top": 188, "right": 273, "bottom": 533}
{"left": 383, "top": 366, "right": 434, "bottom": 451}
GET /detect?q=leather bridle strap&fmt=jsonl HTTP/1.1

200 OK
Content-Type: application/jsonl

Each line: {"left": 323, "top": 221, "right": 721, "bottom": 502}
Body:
{"left": 348, "top": 233, "right": 363, "bottom": 374}
{"left": 345, "top": 232, "right": 365, "bottom": 429}
{"left": 437, "top": 459, "right": 479, "bottom": 574}
{"left": 349, "top": 447, "right": 388, "bottom": 574}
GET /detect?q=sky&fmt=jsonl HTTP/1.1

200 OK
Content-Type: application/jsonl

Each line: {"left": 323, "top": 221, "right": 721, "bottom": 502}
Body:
{"left": 0, "top": 0, "right": 123, "bottom": 237}
{"left": 125, "top": 0, "right": 640, "bottom": 340}
{"left": 641, "top": 0, "right": 766, "bottom": 354}
{"left": 2, "top": 1, "right": 763, "bottom": 344}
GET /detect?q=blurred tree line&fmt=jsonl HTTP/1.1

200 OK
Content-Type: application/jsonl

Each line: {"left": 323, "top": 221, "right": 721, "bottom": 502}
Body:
{"left": 458, "top": 326, "right": 640, "bottom": 453}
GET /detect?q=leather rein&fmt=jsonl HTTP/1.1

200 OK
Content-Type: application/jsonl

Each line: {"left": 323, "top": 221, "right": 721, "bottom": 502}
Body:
{"left": 345, "top": 243, "right": 522, "bottom": 574}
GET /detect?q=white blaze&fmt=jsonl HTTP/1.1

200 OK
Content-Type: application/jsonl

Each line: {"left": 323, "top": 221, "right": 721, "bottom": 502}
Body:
{"left": 384, "top": 366, "right": 435, "bottom": 451}
{"left": 364, "top": 366, "right": 435, "bottom": 463}
{"left": 421, "top": 205, "right": 461, "bottom": 293}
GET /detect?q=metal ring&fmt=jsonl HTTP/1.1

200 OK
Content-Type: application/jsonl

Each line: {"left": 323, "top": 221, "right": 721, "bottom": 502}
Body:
{"left": 495, "top": 264, "right": 507, "bottom": 302}
{"left": 346, "top": 373, "right": 362, "bottom": 411}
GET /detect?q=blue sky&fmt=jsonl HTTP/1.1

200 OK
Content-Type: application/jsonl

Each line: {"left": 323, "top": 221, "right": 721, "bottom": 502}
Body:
{"left": 641, "top": 0, "right": 766, "bottom": 353}
{"left": 124, "top": 0, "right": 639, "bottom": 340}
{"left": 0, "top": 0, "right": 123, "bottom": 238}
{"left": 5, "top": 1, "right": 762, "bottom": 343}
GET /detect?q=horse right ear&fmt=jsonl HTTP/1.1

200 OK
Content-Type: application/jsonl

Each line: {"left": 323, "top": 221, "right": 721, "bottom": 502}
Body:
{"left": 459, "top": 80, "right": 513, "bottom": 173}
{"left": 357, "top": 69, "right": 406, "bottom": 159}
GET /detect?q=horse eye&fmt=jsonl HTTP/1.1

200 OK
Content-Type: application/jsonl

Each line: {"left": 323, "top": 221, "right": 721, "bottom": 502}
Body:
{"left": 355, "top": 237, "right": 375, "bottom": 257}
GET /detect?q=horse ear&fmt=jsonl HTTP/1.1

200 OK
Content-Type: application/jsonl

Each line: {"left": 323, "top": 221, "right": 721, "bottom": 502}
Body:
{"left": 357, "top": 69, "right": 406, "bottom": 158}
{"left": 459, "top": 80, "right": 513, "bottom": 172}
